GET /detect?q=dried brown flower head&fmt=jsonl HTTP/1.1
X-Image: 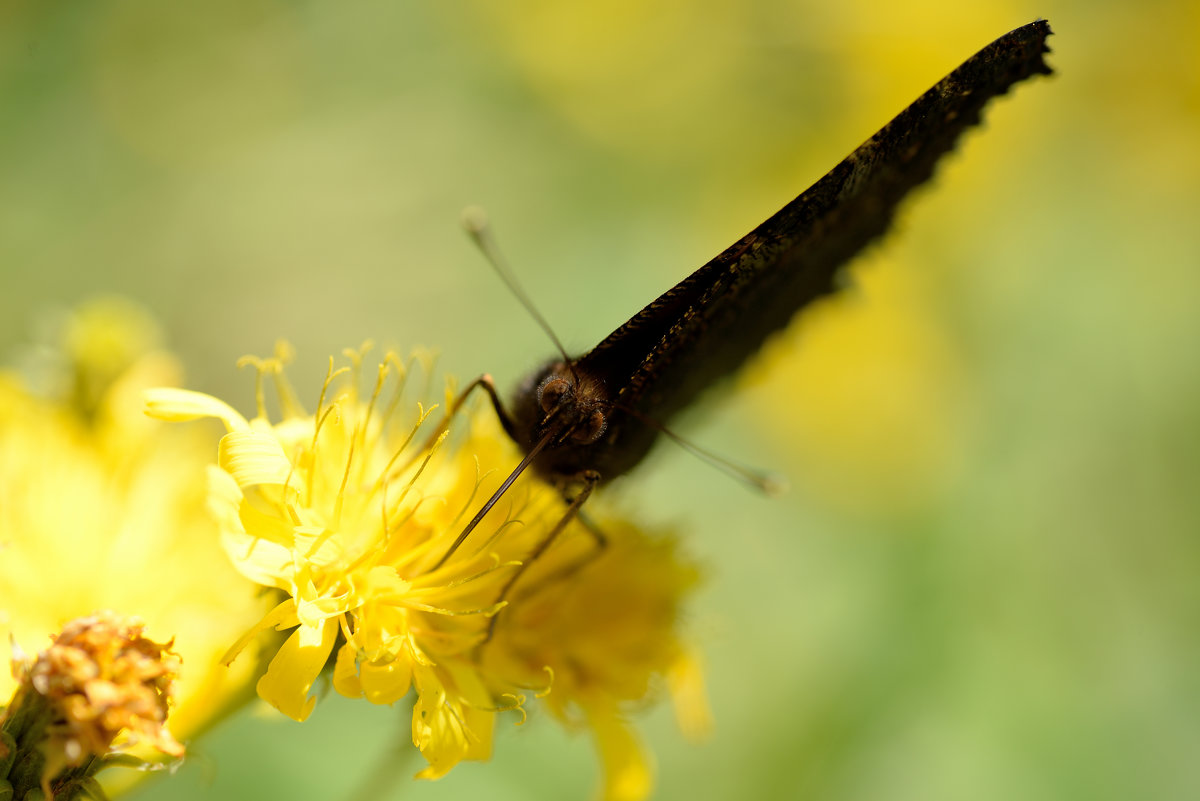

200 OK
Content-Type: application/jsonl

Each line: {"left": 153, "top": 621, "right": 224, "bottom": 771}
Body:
{"left": 2, "top": 611, "right": 184, "bottom": 799}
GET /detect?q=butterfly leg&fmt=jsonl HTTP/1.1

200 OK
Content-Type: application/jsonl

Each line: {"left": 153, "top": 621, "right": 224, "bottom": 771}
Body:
{"left": 481, "top": 469, "right": 601, "bottom": 645}
{"left": 497, "top": 506, "right": 610, "bottom": 620}
{"left": 576, "top": 508, "right": 609, "bottom": 551}
{"left": 425, "top": 373, "right": 518, "bottom": 445}
{"left": 471, "top": 373, "right": 521, "bottom": 441}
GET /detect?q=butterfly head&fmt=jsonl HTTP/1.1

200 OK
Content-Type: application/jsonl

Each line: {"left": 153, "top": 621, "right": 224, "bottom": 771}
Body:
{"left": 506, "top": 356, "right": 659, "bottom": 486}
{"left": 534, "top": 362, "right": 608, "bottom": 446}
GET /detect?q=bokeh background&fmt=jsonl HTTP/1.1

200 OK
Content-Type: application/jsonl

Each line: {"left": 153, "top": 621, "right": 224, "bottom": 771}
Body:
{"left": 3, "top": 0, "right": 1198, "bottom": 799}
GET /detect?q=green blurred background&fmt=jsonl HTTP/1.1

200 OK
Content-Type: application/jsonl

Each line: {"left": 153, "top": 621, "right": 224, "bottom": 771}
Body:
{"left": 3, "top": 0, "right": 1198, "bottom": 799}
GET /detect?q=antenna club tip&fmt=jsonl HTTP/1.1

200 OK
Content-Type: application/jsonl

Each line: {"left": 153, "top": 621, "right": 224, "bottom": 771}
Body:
{"left": 461, "top": 205, "right": 490, "bottom": 234}
{"left": 761, "top": 473, "right": 790, "bottom": 497}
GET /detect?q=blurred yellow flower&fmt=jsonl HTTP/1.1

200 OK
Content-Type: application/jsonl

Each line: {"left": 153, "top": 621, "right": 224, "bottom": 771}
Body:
{"left": 744, "top": 260, "right": 969, "bottom": 517}
{"left": 458, "top": 0, "right": 745, "bottom": 157}
{"left": 148, "top": 344, "right": 707, "bottom": 797}
{"left": 0, "top": 297, "right": 270, "bottom": 787}
{"left": 484, "top": 520, "right": 711, "bottom": 801}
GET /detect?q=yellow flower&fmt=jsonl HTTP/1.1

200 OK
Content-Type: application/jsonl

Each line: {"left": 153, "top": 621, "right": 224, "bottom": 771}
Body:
{"left": 0, "top": 297, "right": 269, "bottom": 791}
{"left": 148, "top": 344, "right": 530, "bottom": 776}
{"left": 483, "top": 520, "right": 711, "bottom": 801}
{"left": 148, "top": 344, "right": 708, "bottom": 794}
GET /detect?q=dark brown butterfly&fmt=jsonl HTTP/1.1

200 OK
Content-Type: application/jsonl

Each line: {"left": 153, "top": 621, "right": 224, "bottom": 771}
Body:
{"left": 439, "top": 21, "right": 1052, "bottom": 570}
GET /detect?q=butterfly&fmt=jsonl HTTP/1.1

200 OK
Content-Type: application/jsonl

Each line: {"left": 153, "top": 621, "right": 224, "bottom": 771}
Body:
{"left": 496, "top": 21, "right": 1051, "bottom": 482}
{"left": 438, "top": 20, "right": 1053, "bottom": 574}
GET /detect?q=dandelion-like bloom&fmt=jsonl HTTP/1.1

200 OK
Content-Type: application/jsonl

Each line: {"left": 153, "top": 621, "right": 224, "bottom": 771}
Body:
{"left": 149, "top": 344, "right": 536, "bottom": 776}
{"left": 147, "top": 344, "right": 708, "bottom": 796}
{"left": 0, "top": 297, "right": 271, "bottom": 788}
{"left": 0, "top": 612, "right": 184, "bottom": 800}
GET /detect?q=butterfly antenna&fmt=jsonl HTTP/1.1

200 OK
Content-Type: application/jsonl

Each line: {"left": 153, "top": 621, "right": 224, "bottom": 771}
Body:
{"left": 616, "top": 403, "right": 788, "bottom": 496}
{"left": 429, "top": 426, "right": 556, "bottom": 571}
{"left": 462, "top": 207, "right": 577, "bottom": 379}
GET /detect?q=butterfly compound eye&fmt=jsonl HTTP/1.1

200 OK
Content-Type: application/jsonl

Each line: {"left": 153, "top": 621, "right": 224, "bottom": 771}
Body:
{"left": 538, "top": 376, "right": 571, "bottom": 413}
{"left": 571, "top": 409, "right": 607, "bottom": 445}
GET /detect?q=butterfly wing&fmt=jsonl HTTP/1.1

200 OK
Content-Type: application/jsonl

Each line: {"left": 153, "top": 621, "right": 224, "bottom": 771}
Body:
{"left": 569, "top": 21, "right": 1052, "bottom": 477}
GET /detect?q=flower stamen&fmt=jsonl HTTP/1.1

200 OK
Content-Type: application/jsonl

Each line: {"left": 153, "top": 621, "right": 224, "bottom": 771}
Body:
{"left": 332, "top": 429, "right": 357, "bottom": 529}
{"left": 372, "top": 402, "right": 437, "bottom": 499}
{"left": 378, "top": 352, "right": 410, "bottom": 433}
{"left": 387, "top": 430, "right": 449, "bottom": 524}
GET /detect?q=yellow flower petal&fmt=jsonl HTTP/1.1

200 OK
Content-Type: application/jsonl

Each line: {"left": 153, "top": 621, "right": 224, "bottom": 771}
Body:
{"left": 668, "top": 648, "right": 713, "bottom": 742}
{"left": 292, "top": 525, "right": 351, "bottom": 570}
{"left": 217, "top": 430, "right": 293, "bottom": 489}
{"left": 143, "top": 387, "right": 249, "bottom": 431}
{"left": 295, "top": 587, "right": 353, "bottom": 629}
{"left": 215, "top": 465, "right": 298, "bottom": 590}
{"left": 332, "top": 642, "right": 362, "bottom": 698}
{"left": 220, "top": 598, "right": 298, "bottom": 666}
{"left": 586, "top": 701, "right": 654, "bottom": 801}
{"left": 206, "top": 464, "right": 245, "bottom": 530}
{"left": 361, "top": 656, "right": 413, "bottom": 705}
{"left": 255, "top": 616, "right": 338, "bottom": 722}
{"left": 219, "top": 525, "right": 294, "bottom": 590}
{"left": 412, "top": 661, "right": 495, "bottom": 780}
{"left": 363, "top": 565, "right": 412, "bottom": 598}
